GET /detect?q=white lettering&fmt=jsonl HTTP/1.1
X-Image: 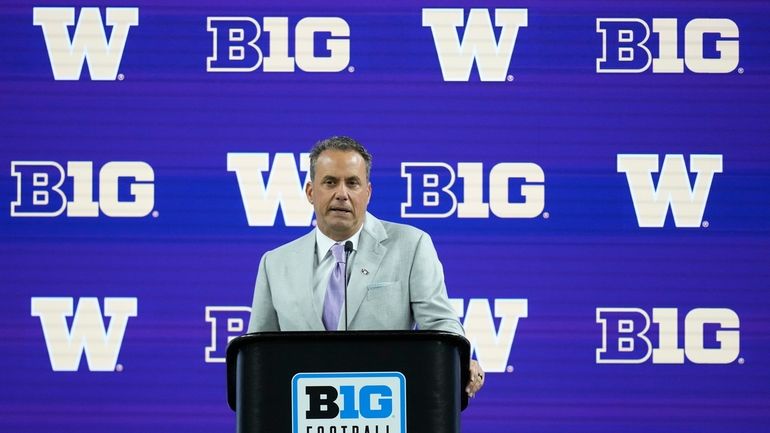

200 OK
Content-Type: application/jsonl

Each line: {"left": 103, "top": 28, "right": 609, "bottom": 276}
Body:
{"left": 617, "top": 154, "right": 722, "bottom": 227}
{"left": 423, "top": 8, "right": 528, "bottom": 81}
{"left": 227, "top": 153, "right": 314, "bottom": 226}
{"left": 33, "top": 7, "right": 138, "bottom": 80}
{"left": 31, "top": 297, "right": 138, "bottom": 371}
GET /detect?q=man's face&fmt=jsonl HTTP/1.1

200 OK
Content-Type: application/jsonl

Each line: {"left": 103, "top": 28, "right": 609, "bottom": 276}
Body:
{"left": 306, "top": 149, "right": 372, "bottom": 241}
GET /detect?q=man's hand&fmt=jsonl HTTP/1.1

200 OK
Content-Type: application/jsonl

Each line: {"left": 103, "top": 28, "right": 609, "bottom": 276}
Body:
{"left": 465, "top": 359, "right": 485, "bottom": 398}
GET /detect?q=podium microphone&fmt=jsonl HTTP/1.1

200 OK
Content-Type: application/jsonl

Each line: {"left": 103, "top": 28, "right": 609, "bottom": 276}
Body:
{"left": 343, "top": 241, "right": 354, "bottom": 331}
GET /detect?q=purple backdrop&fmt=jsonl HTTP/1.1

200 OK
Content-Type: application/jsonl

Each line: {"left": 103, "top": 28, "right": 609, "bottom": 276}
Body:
{"left": 2, "top": 1, "right": 769, "bottom": 432}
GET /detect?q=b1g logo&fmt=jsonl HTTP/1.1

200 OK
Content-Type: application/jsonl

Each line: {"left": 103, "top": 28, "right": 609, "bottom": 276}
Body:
{"left": 204, "top": 306, "right": 251, "bottom": 363}
{"left": 33, "top": 7, "right": 138, "bottom": 80}
{"left": 596, "top": 308, "right": 740, "bottom": 364}
{"left": 10, "top": 161, "right": 154, "bottom": 217}
{"left": 401, "top": 162, "right": 544, "bottom": 218}
{"left": 293, "top": 372, "right": 406, "bottom": 433}
{"left": 207, "top": 16, "right": 350, "bottom": 72}
{"left": 596, "top": 18, "right": 739, "bottom": 73}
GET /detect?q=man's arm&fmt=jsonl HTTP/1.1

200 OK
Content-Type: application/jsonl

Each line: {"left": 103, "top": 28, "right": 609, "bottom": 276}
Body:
{"left": 408, "top": 232, "right": 464, "bottom": 335}
{"left": 247, "top": 252, "right": 280, "bottom": 332}
{"left": 408, "top": 231, "right": 486, "bottom": 397}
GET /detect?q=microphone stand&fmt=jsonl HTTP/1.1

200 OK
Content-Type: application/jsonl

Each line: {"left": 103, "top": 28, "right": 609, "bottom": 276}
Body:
{"left": 343, "top": 241, "right": 353, "bottom": 331}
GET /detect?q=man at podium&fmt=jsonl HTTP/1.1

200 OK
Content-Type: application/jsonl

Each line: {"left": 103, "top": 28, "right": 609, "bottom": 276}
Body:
{"left": 247, "top": 136, "right": 485, "bottom": 397}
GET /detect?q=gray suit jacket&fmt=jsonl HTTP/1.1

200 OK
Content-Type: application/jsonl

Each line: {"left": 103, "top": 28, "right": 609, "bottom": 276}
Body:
{"left": 247, "top": 213, "right": 464, "bottom": 335}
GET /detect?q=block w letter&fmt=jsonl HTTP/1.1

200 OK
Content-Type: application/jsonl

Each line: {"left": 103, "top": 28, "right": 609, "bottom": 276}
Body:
{"left": 618, "top": 154, "right": 723, "bottom": 227}
{"left": 450, "top": 298, "right": 528, "bottom": 372}
{"left": 31, "top": 297, "right": 138, "bottom": 371}
{"left": 227, "top": 153, "right": 314, "bottom": 226}
{"left": 33, "top": 7, "right": 139, "bottom": 80}
{"left": 422, "top": 8, "right": 528, "bottom": 81}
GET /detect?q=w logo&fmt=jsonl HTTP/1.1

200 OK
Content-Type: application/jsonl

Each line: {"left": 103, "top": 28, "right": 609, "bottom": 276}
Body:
{"left": 618, "top": 154, "right": 723, "bottom": 228}
{"left": 422, "top": 8, "right": 528, "bottom": 81}
{"left": 227, "top": 152, "right": 314, "bottom": 226}
{"left": 31, "top": 297, "right": 138, "bottom": 371}
{"left": 450, "top": 298, "right": 528, "bottom": 372}
{"left": 33, "top": 7, "right": 139, "bottom": 80}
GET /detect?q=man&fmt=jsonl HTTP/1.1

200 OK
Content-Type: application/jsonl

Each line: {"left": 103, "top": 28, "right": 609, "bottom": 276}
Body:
{"left": 247, "top": 136, "right": 484, "bottom": 397}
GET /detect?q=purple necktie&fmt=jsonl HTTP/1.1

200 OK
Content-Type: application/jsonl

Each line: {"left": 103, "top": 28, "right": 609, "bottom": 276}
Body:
{"left": 322, "top": 243, "right": 346, "bottom": 330}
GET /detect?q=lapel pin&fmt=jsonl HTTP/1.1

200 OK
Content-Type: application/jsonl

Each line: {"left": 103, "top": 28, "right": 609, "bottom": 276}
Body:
{"left": 361, "top": 268, "right": 369, "bottom": 275}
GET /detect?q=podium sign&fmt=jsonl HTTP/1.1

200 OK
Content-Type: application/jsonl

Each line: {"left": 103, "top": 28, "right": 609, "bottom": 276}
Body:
{"left": 292, "top": 371, "right": 406, "bottom": 433}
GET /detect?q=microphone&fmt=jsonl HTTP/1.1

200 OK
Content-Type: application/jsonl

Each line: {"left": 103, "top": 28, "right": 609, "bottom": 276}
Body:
{"left": 343, "top": 241, "right": 354, "bottom": 331}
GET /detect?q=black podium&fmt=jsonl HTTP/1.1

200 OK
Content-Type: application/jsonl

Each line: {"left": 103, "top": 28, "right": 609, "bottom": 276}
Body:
{"left": 227, "top": 331, "right": 470, "bottom": 433}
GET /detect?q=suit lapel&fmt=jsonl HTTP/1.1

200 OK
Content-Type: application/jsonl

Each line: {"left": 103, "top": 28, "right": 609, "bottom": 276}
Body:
{"left": 345, "top": 214, "right": 388, "bottom": 327}
{"left": 288, "top": 230, "right": 325, "bottom": 330}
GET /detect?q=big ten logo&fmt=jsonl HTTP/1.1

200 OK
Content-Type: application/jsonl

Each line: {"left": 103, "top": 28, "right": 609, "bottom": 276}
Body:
{"left": 401, "top": 162, "right": 544, "bottom": 218}
{"left": 207, "top": 16, "right": 350, "bottom": 72}
{"left": 227, "top": 152, "right": 313, "bottom": 226}
{"left": 617, "top": 154, "right": 722, "bottom": 228}
{"left": 596, "top": 18, "right": 740, "bottom": 73}
{"left": 204, "top": 306, "right": 251, "bottom": 362}
{"left": 422, "top": 8, "right": 528, "bottom": 81}
{"left": 31, "top": 297, "right": 138, "bottom": 371}
{"left": 596, "top": 308, "right": 740, "bottom": 365}
{"left": 293, "top": 372, "right": 406, "bottom": 433}
{"left": 33, "top": 7, "right": 138, "bottom": 80}
{"left": 10, "top": 161, "right": 154, "bottom": 218}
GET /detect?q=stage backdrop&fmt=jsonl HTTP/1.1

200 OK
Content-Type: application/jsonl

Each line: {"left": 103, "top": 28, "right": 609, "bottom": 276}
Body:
{"left": 2, "top": 1, "right": 769, "bottom": 432}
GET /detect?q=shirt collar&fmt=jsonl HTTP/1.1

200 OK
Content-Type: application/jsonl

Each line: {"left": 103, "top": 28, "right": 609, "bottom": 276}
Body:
{"left": 315, "top": 224, "right": 363, "bottom": 260}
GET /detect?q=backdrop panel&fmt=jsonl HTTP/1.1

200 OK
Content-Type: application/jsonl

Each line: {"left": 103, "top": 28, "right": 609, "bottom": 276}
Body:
{"left": 2, "top": 1, "right": 769, "bottom": 432}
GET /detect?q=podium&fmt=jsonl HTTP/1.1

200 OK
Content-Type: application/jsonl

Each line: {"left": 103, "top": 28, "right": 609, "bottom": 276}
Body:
{"left": 227, "top": 331, "right": 470, "bottom": 433}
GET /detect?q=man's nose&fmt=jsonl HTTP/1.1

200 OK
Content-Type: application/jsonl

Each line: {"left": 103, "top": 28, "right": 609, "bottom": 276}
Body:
{"left": 333, "top": 184, "right": 349, "bottom": 199}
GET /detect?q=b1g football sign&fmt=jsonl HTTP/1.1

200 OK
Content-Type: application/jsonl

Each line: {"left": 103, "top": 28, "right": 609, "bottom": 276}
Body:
{"left": 292, "top": 372, "right": 406, "bottom": 433}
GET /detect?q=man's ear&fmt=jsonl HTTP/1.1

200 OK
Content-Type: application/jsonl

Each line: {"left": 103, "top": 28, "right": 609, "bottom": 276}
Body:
{"left": 305, "top": 181, "right": 314, "bottom": 204}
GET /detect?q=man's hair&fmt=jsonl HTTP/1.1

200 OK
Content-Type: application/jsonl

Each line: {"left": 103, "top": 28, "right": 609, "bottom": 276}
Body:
{"left": 308, "top": 136, "right": 372, "bottom": 182}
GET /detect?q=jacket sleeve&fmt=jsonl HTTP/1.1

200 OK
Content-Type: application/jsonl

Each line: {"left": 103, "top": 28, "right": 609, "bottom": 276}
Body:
{"left": 408, "top": 232, "right": 465, "bottom": 336}
{"left": 247, "top": 251, "right": 280, "bottom": 332}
